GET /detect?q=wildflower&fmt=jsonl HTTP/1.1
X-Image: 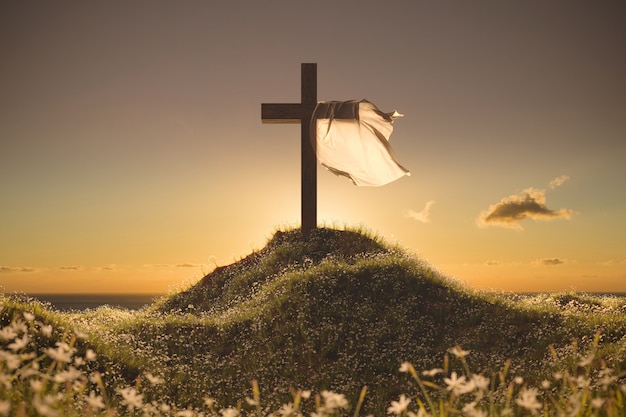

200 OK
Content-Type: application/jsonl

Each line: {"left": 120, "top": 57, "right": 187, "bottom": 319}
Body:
{"left": 514, "top": 376, "right": 524, "bottom": 385}
{"left": 471, "top": 374, "right": 490, "bottom": 392}
{"left": 407, "top": 411, "right": 429, "bottom": 417}
{"left": 53, "top": 366, "right": 82, "bottom": 383}
{"left": 220, "top": 407, "right": 240, "bottom": 417}
{"left": 541, "top": 380, "right": 550, "bottom": 389}
{"left": 204, "top": 397, "right": 216, "bottom": 408}
{"left": 444, "top": 372, "right": 468, "bottom": 395}
{"left": 515, "top": 387, "right": 541, "bottom": 414}
{"left": 7, "top": 334, "right": 28, "bottom": 351}
{"left": 422, "top": 368, "right": 443, "bottom": 377}
{"left": 85, "top": 349, "right": 97, "bottom": 361}
{"left": 462, "top": 402, "right": 487, "bottom": 417}
{"left": 117, "top": 387, "right": 144, "bottom": 411}
{"left": 0, "top": 326, "right": 17, "bottom": 341}
{"left": 40, "top": 324, "right": 53, "bottom": 337}
{"left": 320, "top": 390, "right": 349, "bottom": 411}
{"left": 0, "top": 400, "right": 9, "bottom": 417}
{"left": 245, "top": 397, "right": 258, "bottom": 406}
{"left": 278, "top": 402, "right": 296, "bottom": 417}
{"left": 33, "top": 394, "right": 59, "bottom": 417}
{"left": 553, "top": 372, "right": 563, "bottom": 380}
{"left": 591, "top": 398, "right": 604, "bottom": 409}
{"left": 301, "top": 390, "right": 311, "bottom": 400}
{"left": 145, "top": 372, "right": 164, "bottom": 385}
{"left": 45, "top": 342, "right": 75, "bottom": 363}
{"left": 448, "top": 346, "right": 470, "bottom": 359}
{"left": 578, "top": 353, "right": 594, "bottom": 367}
{"left": 0, "top": 373, "right": 11, "bottom": 389}
{"left": 500, "top": 407, "right": 513, "bottom": 416}
{"left": 399, "top": 362, "right": 413, "bottom": 373}
{"left": 387, "top": 394, "right": 411, "bottom": 415}
{"left": 86, "top": 391, "right": 106, "bottom": 410}
{"left": 0, "top": 351, "right": 21, "bottom": 370}
{"left": 23, "top": 312, "right": 35, "bottom": 322}
{"left": 620, "top": 384, "right": 626, "bottom": 394}
{"left": 177, "top": 410, "right": 196, "bottom": 417}
{"left": 30, "top": 379, "right": 44, "bottom": 392}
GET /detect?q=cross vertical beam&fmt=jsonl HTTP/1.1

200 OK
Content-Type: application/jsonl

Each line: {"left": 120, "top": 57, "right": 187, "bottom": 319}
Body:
{"left": 262, "top": 63, "right": 318, "bottom": 236}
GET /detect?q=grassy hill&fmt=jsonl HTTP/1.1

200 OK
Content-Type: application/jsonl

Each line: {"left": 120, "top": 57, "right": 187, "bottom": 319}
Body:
{"left": 2, "top": 227, "right": 626, "bottom": 415}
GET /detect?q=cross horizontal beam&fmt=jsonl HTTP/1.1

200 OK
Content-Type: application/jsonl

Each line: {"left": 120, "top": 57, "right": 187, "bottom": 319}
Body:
{"left": 261, "top": 103, "right": 309, "bottom": 124}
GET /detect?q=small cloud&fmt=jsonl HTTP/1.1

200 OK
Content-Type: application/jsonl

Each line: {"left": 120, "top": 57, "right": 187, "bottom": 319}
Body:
{"left": 175, "top": 263, "right": 198, "bottom": 268}
{"left": 59, "top": 266, "right": 84, "bottom": 271}
{"left": 535, "top": 257, "right": 567, "bottom": 266}
{"left": 484, "top": 260, "right": 503, "bottom": 266}
{"left": 404, "top": 201, "right": 435, "bottom": 223}
{"left": 0, "top": 266, "right": 37, "bottom": 273}
{"left": 99, "top": 264, "right": 117, "bottom": 272}
{"left": 549, "top": 175, "right": 570, "bottom": 189}
{"left": 477, "top": 187, "right": 573, "bottom": 230}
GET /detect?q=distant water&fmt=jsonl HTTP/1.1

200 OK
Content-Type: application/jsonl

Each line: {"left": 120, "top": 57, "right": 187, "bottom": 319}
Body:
{"left": 27, "top": 294, "right": 163, "bottom": 312}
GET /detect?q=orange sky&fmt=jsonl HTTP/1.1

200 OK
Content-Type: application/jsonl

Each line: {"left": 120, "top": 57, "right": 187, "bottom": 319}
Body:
{"left": 1, "top": 1, "right": 625, "bottom": 294}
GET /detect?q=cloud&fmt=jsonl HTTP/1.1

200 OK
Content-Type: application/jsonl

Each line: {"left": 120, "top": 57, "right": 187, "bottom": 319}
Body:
{"left": 477, "top": 187, "right": 574, "bottom": 230}
{"left": 535, "top": 257, "right": 567, "bottom": 266}
{"left": 404, "top": 201, "right": 435, "bottom": 223}
{"left": 59, "top": 265, "right": 84, "bottom": 271}
{"left": 549, "top": 175, "right": 570, "bottom": 189}
{"left": 484, "top": 260, "right": 503, "bottom": 266}
{"left": 0, "top": 266, "right": 37, "bottom": 273}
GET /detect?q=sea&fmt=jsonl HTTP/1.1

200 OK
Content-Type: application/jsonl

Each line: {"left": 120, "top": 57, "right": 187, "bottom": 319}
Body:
{"left": 13, "top": 292, "right": 626, "bottom": 312}
{"left": 25, "top": 294, "right": 163, "bottom": 312}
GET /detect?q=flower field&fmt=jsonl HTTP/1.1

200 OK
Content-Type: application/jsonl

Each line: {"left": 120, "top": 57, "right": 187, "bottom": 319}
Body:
{"left": 2, "top": 228, "right": 626, "bottom": 416}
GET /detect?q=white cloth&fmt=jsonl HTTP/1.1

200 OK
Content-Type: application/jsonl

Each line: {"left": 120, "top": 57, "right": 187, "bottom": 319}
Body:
{"left": 312, "top": 99, "right": 410, "bottom": 186}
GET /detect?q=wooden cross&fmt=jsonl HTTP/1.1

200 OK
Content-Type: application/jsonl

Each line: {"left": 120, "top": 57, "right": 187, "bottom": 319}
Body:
{"left": 262, "top": 63, "right": 359, "bottom": 236}
{"left": 261, "top": 63, "right": 319, "bottom": 236}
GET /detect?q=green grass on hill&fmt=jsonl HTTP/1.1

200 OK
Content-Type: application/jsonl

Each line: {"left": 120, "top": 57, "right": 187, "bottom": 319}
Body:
{"left": 2, "top": 226, "right": 626, "bottom": 416}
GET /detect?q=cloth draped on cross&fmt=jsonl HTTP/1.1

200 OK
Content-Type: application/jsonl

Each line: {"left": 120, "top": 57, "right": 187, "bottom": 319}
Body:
{"left": 311, "top": 99, "right": 410, "bottom": 187}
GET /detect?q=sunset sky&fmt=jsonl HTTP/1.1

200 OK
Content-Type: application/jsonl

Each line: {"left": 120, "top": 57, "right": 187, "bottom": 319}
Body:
{"left": 1, "top": 1, "right": 625, "bottom": 294}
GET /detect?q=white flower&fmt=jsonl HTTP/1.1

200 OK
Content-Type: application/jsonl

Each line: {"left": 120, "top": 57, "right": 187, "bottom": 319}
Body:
{"left": 0, "top": 400, "right": 9, "bottom": 417}
{"left": 471, "top": 374, "right": 490, "bottom": 392}
{"left": 40, "top": 324, "right": 53, "bottom": 337}
{"left": 45, "top": 342, "right": 75, "bottom": 363}
{"left": 30, "top": 379, "right": 44, "bottom": 392}
{"left": 23, "top": 312, "right": 35, "bottom": 322}
{"left": 204, "top": 397, "right": 216, "bottom": 408}
{"left": 0, "top": 326, "right": 17, "bottom": 342}
{"left": 117, "top": 387, "right": 144, "bottom": 411}
{"left": 145, "top": 372, "right": 164, "bottom": 385}
{"left": 444, "top": 372, "right": 468, "bottom": 395}
{"left": 177, "top": 410, "right": 196, "bottom": 417}
{"left": 448, "top": 346, "right": 470, "bottom": 359}
{"left": 278, "top": 402, "right": 296, "bottom": 417}
{"left": 541, "top": 380, "right": 550, "bottom": 389}
{"left": 462, "top": 402, "right": 487, "bottom": 417}
{"left": 0, "top": 351, "right": 21, "bottom": 370}
{"left": 578, "top": 353, "right": 595, "bottom": 367}
{"left": 33, "top": 394, "right": 59, "bottom": 417}
{"left": 8, "top": 334, "right": 29, "bottom": 351}
{"left": 246, "top": 397, "right": 258, "bottom": 406}
{"left": 53, "top": 367, "right": 82, "bottom": 383}
{"left": 320, "top": 390, "right": 349, "bottom": 411}
{"left": 399, "top": 362, "right": 412, "bottom": 373}
{"left": 86, "top": 391, "right": 106, "bottom": 410}
{"left": 85, "top": 349, "right": 97, "bottom": 361}
{"left": 220, "top": 407, "right": 240, "bottom": 417}
{"left": 514, "top": 376, "right": 524, "bottom": 385}
{"left": 387, "top": 394, "right": 411, "bottom": 415}
{"left": 422, "top": 368, "right": 443, "bottom": 377}
{"left": 301, "top": 390, "right": 311, "bottom": 399}
{"left": 515, "top": 387, "right": 541, "bottom": 414}
{"left": 591, "top": 398, "right": 604, "bottom": 409}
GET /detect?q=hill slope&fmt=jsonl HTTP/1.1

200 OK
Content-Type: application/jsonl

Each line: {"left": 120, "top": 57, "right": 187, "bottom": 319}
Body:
{"left": 142, "top": 228, "right": 573, "bottom": 409}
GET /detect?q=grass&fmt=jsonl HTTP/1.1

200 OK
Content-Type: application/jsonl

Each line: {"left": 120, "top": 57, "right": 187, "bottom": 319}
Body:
{"left": 1, "top": 226, "right": 626, "bottom": 416}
